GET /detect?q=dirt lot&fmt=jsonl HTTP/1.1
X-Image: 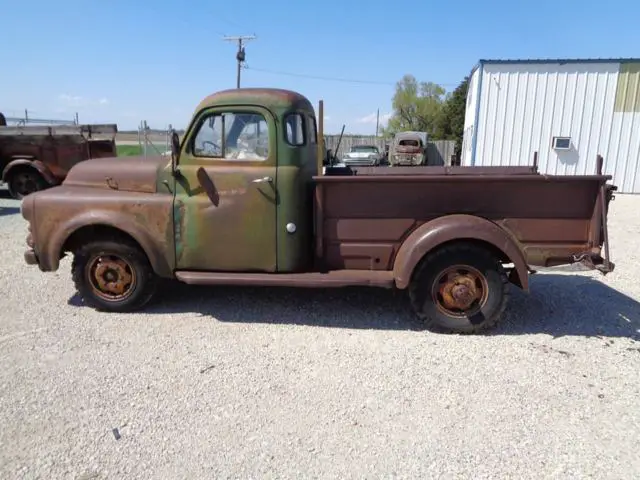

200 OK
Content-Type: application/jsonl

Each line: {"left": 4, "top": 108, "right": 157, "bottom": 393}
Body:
{"left": 0, "top": 187, "right": 639, "bottom": 479}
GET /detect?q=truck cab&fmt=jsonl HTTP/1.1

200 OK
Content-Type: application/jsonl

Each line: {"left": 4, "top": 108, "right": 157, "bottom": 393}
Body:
{"left": 168, "top": 88, "right": 320, "bottom": 274}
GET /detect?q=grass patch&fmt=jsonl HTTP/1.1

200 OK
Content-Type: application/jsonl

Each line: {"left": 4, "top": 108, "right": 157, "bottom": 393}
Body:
{"left": 116, "top": 144, "right": 169, "bottom": 156}
{"left": 116, "top": 144, "right": 143, "bottom": 156}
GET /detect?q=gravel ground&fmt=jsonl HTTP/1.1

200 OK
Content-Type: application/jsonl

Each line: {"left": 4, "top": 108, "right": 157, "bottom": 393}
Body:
{"left": 0, "top": 186, "right": 639, "bottom": 479}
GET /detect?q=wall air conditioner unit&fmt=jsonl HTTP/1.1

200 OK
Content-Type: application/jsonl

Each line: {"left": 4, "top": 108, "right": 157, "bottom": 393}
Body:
{"left": 552, "top": 136, "right": 571, "bottom": 150}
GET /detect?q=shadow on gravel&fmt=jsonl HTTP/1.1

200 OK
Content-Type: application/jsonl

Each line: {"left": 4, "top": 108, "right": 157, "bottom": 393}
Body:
{"left": 0, "top": 206, "right": 20, "bottom": 217}
{"left": 0, "top": 188, "right": 21, "bottom": 216}
{"left": 68, "top": 273, "right": 640, "bottom": 339}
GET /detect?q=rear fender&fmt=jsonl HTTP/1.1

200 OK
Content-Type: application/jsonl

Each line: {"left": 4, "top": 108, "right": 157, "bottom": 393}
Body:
{"left": 393, "top": 214, "right": 530, "bottom": 292}
{"left": 43, "top": 210, "right": 172, "bottom": 277}
{"left": 2, "top": 159, "right": 58, "bottom": 185}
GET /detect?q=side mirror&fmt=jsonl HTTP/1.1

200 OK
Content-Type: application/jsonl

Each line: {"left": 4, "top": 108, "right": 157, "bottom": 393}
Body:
{"left": 170, "top": 130, "right": 181, "bottom": 176}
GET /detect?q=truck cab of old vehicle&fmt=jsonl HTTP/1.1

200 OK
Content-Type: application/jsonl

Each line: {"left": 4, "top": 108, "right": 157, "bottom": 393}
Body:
{"left": 166, "top": 88, "right": 320, "bottom": 274}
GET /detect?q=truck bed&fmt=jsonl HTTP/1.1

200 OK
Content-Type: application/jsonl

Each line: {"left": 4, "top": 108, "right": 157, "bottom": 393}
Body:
{"left": 324, "top": 165, "right": 539, "bottom": 176}
{"left": 313, "top": 168, "right": 612, "bottom": 272}
{"left": 0, "top": 124, "right": 117, "bottom": 137}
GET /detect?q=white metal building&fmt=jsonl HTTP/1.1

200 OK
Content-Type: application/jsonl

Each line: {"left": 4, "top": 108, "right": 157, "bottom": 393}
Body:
{"left": 461, "top": 58, "right": 640, "bottom": 193}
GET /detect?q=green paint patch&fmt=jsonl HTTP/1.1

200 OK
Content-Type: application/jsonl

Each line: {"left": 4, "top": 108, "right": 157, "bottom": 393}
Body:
{"left": 614, "top": 62, "right": 640, "bottom": 113}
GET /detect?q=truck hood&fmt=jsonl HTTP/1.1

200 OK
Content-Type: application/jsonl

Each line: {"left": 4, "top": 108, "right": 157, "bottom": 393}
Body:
{"left": 63, "top": 155, "right": 169, "bottom": 193}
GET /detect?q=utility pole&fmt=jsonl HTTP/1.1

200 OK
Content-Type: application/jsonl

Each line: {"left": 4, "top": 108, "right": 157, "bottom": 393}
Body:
{"left": 375, "top": 109, "right": 380, "bottom": 136}
{"left": 223, "top": 35, "right": 256, "bottom": 88}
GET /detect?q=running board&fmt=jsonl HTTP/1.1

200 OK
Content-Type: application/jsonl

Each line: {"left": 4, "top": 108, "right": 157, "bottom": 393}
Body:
{"left": 174, "top": 270, "right": 395, "bottom": 288}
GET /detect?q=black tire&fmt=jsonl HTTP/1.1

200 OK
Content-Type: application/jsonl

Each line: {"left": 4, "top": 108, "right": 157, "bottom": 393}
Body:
{"left": 408, "top": 243, "right": 509, "bottom": 334}
{"left": 71, "top": 237, "right": 158, "bottom": 312}
{"left": 7, "top": 167, "right": 48, "bottom": 200}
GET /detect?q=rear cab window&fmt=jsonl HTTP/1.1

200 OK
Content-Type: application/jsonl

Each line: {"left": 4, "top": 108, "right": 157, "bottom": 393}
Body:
{"left": 284, "top": 113, "right": 306, "bottom": 146}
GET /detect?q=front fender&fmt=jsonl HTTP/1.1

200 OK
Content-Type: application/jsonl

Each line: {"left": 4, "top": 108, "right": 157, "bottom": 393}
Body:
{"left": 2, "top": 159, "right": 58, "bottom": 185}
{"left": 42, "top": 210, "right": 172, "bottom": 277}
{"left": 392, "top": 214, "right": 530, "bottom": 291}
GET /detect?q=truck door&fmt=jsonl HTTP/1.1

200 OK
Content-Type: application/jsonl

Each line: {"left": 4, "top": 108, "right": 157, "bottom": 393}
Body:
{"left": 173, "top": 106, "right": 277, "bottom": 272}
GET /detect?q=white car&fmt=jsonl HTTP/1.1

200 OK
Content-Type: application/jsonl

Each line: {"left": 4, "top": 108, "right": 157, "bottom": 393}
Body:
{"left": 341, "top": 144, "right": 382, "bottom": 166}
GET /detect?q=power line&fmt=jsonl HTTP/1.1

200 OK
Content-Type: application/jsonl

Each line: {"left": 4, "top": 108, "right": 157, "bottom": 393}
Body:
{"left": 243, "top": 65, "right": 461, "bottom": 88}
{"left": 244, "top": 65, "right": 395, "bottom": 85}
{"left": 223, "top": 35, "right": 257, "bottom": 88}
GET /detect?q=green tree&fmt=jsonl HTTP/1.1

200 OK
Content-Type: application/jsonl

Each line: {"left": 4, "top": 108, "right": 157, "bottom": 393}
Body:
{"left": 437, "top": 76, "right": 469, "bottom": 156}
{"left": 380, "top": 74, "right": 448, "bottom": 139}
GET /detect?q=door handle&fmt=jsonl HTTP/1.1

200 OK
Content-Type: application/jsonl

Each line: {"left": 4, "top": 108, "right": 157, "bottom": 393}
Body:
{"left": 251, "top": 176, "right": 273, "bottom": 184}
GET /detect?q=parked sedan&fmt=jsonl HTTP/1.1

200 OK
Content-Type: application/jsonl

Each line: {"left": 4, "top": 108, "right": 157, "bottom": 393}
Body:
{"left": 341, "top": 144, "right": 382, "bottom": 166}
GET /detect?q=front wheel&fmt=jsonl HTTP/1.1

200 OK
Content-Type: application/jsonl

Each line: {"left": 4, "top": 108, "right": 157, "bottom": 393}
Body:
{"left": 408, "top": 243, "right": 509, "bottom": 334}
{"left": 71, "top": 238, "right": 158, "bottom": 312}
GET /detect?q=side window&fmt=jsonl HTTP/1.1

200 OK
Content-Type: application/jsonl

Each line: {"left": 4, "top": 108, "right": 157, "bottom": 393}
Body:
{"left": 192, "top": 111, "right": 269, "bottom": 161}
{"left": 284, "top": 113, "right": 305, "bottom": 146}
{"left": 308, "top": 115, "right": 317, "bottom": 144}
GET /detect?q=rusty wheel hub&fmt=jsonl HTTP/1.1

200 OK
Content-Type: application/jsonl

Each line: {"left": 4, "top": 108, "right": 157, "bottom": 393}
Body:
{"left": 432, "top": 265, "right": 488, "bottom": 316}
{"left": 87, "top": 255, "right": 135, "bottom": 301}
{"left": 13, "top": 172, "right": 39, "bottom": 196}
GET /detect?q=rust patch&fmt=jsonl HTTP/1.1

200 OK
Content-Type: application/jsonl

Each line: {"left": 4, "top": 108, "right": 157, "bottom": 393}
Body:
{"left": 63, "top": 155, "right": 165, "bottom": 193}
{"left": 433, "top": 265, "right": 488, "bottom": 315}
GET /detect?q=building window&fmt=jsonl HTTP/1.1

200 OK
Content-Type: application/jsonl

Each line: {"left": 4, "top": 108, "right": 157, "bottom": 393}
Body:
{"left": 192, "top": 111, "right": 269, "bottom": 161}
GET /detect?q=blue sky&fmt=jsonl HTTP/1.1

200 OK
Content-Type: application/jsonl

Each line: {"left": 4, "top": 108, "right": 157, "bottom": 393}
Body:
{"left": 1, "top": 0, "right": 639, "bottom": 134}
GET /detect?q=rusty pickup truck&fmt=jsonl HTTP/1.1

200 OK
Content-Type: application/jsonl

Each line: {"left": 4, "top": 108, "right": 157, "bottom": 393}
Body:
{"left": 19, "top": 88, "right": 617, "bottom": 334}
{"left": 0, "top": 122, "right": 118, "bottom": 199}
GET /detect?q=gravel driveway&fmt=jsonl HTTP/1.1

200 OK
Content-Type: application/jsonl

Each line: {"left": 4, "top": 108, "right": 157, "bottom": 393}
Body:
{"left": 1, "top": 186, "right": 639, "bottom": 479}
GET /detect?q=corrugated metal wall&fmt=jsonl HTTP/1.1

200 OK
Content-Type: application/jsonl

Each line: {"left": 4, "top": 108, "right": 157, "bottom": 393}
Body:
{"left": 466, "top": 61, "right": 640, "bottom": 193}
{"left": 610, "top": 62, "right": 640, "bottom": 193}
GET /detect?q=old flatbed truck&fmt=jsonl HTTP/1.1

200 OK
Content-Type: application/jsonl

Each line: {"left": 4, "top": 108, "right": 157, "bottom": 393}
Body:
{"left": 20, "top": 88, "right": 617, "bottom": 334}
{"left": 0, "top": 122, "right": 118, "bottom": 199}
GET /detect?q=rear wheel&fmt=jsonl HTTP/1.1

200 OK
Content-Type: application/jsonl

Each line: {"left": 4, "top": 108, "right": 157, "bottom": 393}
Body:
{"left": 7, "top": 167, "right": 48, "bottom": 199}
{"left": 71, "top": 238, "right": 158, "bottom": 312}
{"left": 409, "top": 243, "right": 509, "bottom": 334}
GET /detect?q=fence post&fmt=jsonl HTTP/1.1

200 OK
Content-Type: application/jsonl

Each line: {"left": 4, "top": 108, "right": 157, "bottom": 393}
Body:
{"left": 143, "top": 121, "right": 148, "bottom": 156}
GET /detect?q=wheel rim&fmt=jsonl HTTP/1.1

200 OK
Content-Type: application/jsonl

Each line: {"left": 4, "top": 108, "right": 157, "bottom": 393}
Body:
{"left": 12, "top": 171, "right": 40, "bottom": 196}
{"left": 432, "top": 264, "right": 489, "bottom": 317}
{"left": 86, "top": 254, "right": 136, "bottom": 302}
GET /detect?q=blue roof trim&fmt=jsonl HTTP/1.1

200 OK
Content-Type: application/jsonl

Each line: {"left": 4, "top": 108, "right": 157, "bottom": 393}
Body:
{"left": 469, "top": 61, "right": 482, "bottom": 76}
{"left": 478, "top": 57, "right": 640, "bottom": 65}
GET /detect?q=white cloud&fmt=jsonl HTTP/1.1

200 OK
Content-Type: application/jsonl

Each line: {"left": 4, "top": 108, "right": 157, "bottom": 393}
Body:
{"left": 58, "top": 94, "right": 84, "bottom": 107}
{"left": 356, "top": 111, "right": 392, "bottom": 125}
{"left": 57, "top": 94, "right": 109, "bottom": 108}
